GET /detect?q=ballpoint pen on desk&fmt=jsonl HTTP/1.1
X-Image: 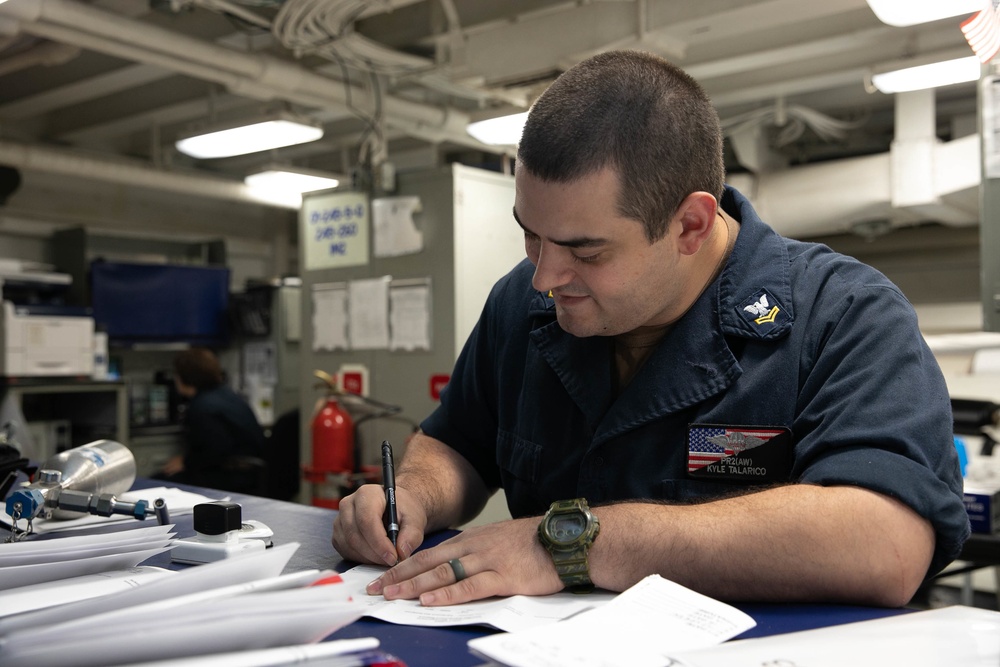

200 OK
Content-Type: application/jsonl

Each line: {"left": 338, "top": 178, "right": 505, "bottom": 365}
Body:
{"left": 382, "top": 440, "right": 399, "bottom": 549}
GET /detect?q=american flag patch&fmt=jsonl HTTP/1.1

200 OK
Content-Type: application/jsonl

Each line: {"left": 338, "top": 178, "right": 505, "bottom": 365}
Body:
{"left": 963, "top": 4, "right": 1000, "bottom": 64}
{"left": 687, "top": 426, "right": 787, "bottom": 473}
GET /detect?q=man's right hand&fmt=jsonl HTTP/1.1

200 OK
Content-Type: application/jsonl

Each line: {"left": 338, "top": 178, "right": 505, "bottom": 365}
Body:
{"left": 332, "top": 483, "right": 428, "bottom": 566}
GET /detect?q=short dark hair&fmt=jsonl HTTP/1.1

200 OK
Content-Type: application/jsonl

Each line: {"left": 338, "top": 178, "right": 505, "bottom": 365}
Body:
{"left": 517, "top": 50, "right": 725, "bottom": 242}
{"left": 173, "top": 347, "right": 224, "bottom": 391}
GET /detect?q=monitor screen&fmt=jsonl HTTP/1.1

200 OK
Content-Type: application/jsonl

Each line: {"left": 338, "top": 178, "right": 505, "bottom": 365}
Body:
{"left": 90, "top": 261, "right": 231, "bottom": 345}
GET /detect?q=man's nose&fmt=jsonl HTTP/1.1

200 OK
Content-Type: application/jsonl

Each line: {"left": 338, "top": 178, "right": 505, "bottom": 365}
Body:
{"left": 530, "top": 243, "right": 573, "bottom": 294}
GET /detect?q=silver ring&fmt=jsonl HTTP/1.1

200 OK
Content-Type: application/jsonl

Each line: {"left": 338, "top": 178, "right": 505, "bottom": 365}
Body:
{"left": 448, "top": 558, "right": 467, "bottom": 582}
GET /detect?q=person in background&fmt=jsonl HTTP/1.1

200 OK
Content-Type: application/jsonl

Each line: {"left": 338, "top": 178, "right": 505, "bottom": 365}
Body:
{"left": 332, "top": 50, "right": 968, "bottom": 609}
{"left": 158, "top": 347, "right": 266, "bottom": 494}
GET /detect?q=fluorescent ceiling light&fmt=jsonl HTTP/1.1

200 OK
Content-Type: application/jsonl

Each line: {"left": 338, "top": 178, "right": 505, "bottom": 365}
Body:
{"left": 467, "top": 112, "right": 529, "bottom": 145}
{"left": 176, "top": 113, "right": 323, "bottom": 159}
{"left": 865, "top": 0, "right": 986, "bottom": 27}
{"left": 870, "top": 56, "right": 981, "bottom": 93}
{"left": 244, "top": 166, "right": 342, "bottom": 208}
{"left": 245, "top": 166, "right": 341, "bottom": 193}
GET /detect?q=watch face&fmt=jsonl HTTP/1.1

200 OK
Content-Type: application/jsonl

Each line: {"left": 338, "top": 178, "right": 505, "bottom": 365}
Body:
{"left": 549, "top": 513, "right": 586, "bottom": 545}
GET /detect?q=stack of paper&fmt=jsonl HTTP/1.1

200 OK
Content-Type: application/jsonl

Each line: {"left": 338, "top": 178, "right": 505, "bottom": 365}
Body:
{"left": 0, "top": 543, "right": 372, "bottom": 667}
{"left": 1, "top": 566, "right": 175, "bottom": 617}
{"left": 0, "top": 524, "right": 175, "bottom": 589}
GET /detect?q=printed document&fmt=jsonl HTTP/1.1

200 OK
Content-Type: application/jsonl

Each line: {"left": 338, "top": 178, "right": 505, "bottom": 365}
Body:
{"left": 468, "top": 574, "right": 756, "bottom": 667}
{"left": 337, "top": 565, "right": 617, "bottom": 633}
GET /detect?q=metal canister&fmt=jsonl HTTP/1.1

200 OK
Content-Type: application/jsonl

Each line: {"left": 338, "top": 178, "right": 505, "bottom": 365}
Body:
{"left": 38, "top": 440, "right": 136, "bottom": 519}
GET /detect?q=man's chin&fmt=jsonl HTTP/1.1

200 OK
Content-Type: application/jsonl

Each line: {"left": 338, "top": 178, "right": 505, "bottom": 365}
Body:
{"left": 555, "top": 313, "right": 609, "bottom": 338}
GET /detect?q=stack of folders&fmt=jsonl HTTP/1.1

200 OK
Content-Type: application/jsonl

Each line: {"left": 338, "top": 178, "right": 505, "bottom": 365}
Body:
{"left": 0, "top": 542, "right": 404, "bottom": 667}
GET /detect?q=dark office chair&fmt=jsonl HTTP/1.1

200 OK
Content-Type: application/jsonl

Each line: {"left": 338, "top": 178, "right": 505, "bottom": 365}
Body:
{"left": 262, "top": 409, "right": 301, "bottom": 501}
{"left": 221, "top": 454, "right": 269, "bottom": 497}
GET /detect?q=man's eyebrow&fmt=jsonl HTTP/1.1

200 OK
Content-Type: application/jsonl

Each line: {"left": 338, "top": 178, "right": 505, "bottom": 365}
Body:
{"left": 511, "top": 206, "right": 608, "bottom": 249}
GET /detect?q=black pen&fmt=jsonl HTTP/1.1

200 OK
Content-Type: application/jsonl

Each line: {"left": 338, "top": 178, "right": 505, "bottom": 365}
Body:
{"left": 381, "top": 440, "right": 399, "bottom": 549}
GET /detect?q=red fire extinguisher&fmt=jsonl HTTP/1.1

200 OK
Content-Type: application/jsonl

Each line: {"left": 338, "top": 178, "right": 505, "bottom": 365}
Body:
{"left": 303, "top": 370, "right": 355, "bottom": 509}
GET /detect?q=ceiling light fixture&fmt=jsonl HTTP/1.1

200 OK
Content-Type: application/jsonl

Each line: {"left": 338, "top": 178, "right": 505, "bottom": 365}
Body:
{"left": 870, "top": 56, "right": 981, "bottom": 93}
{"left": 466, "top": 112, "right": 529, "bottom": 146}
{"left": 245, "top": 165, "right": 342, "bottom": 193}
{"left": 175, "top": 112, "right": 324, "bottom": 159}
{"left": 865, "top": 0, "right": 986, "bottom": 27}
{"left": 244, "top": 165, "right": 343, "bottom": 208}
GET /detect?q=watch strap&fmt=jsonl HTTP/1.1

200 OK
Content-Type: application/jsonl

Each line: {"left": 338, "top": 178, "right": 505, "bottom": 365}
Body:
{"left": 551, "top": 545, "right": 595, "bottom": 590}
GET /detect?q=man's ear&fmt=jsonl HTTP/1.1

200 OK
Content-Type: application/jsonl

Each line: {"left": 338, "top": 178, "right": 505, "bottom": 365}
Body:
{"left": 673, "top": 192, "right": 719, "bottom": 256}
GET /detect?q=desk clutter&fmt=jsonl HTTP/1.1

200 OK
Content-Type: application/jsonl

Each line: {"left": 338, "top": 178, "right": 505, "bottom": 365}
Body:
{"left": 962, "top": 449, "right": 1000, "bottom": 535}
{"left": 0, "top": 540, "right": 401, "bottom": 667}
{"left": 2, "top": 503, "right": 1000, "bottom": 667}
{"left": 0, "top": 437, "right": 405, "bottom": 666}
{"left": 955, "top": 398, "right": 1000, "bottom": 535}
{"left": 1, "top": 439, "right": 996, "bottom": 667}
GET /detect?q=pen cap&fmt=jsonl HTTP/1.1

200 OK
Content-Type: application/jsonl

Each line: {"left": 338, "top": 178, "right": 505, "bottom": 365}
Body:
{"left": 381, "top": 441, "right": 395, "bottom": 487}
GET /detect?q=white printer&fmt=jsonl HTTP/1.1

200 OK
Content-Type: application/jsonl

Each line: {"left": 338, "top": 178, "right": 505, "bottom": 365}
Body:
{"left": 0, "top": 261, "right": 95, "bottom": 378}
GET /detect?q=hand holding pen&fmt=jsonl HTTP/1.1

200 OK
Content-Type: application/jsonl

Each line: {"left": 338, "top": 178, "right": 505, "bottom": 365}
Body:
{"left": 381, "top": 440, "right": 399, "bottom": 550}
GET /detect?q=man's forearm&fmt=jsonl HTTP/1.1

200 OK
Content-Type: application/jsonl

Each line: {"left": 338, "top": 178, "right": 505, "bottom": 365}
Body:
{"left": 396, "top": 433, "right": 493, "bottom": 532}
{"left": 588, "top": 484, "right": 935, "bottom": 607}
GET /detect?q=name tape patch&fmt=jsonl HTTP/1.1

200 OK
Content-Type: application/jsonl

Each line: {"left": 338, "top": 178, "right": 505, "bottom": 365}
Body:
{"left": 687, "top": 424, "right": 792, "bottom": 482}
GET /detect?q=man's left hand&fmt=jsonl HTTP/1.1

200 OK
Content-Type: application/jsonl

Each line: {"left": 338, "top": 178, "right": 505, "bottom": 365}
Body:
{"left": 365, "top": 516, "right": 563, "bottom": 605}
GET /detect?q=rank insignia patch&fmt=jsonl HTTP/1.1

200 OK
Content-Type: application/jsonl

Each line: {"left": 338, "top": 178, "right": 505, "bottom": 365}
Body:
{"left": 737, "top": 288, "right": 788, "bottom": 336}
{"left": 687, "top": 424, "right": 792, "bottom": 483}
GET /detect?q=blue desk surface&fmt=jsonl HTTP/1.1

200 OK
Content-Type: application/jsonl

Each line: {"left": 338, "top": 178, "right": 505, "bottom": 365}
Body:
{"left": 24, "top": 481, "right": 913, "bottom": 667}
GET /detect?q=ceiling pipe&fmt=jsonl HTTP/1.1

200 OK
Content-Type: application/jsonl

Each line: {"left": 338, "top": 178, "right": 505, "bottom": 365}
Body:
{"left": 0, "top": 0, "right": 979, "bottom": 236}
{"left": 0, "top": 139, "right": 298, "bottom": 209}
{"left": 0, "top": 39, "right": 79, "bottom": 76}
{"left": 0, "top": 0, "right": 497, "bottom": 153}
{"left": 732, "top": 132, "right": 979, "bottom": 238}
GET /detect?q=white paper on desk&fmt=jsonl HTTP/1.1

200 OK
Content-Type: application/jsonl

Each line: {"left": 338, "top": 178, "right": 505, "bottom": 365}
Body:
{"left": 0, "top": 566, "right": 173, "bottom": 618}
{"left": 338, "top": 565, "right": 617, "bottom": 633}
{"left": 468, "top": 574, "right": 756, "bottom": 667}
{"left": 0, "top": 545, "right": 171, "bottom": 590}
{"left": 0, "top": 541, "right": 299, "bottom": 637}
{"left": 0, "top": 584, "right": 367, "bottom": 667}
{"left": 0, "top": 536, "right": 174, "bottom": 566}
{"left": 0, "top": 523, "right": 175, "bottom": 563}
{"left": 668, "top": 605, "right": 1000, "bottom": 667}
{"left": 6, "top": 568, "right": 332, "bottom": 650}
{"left": 0, "top": 487, "right": 224, "bottom": 534}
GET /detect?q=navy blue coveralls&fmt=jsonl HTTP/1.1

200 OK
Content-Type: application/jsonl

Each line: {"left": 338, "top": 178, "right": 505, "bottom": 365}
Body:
{"left": 421, "top": 186, "right": 969, "bottom": 577}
